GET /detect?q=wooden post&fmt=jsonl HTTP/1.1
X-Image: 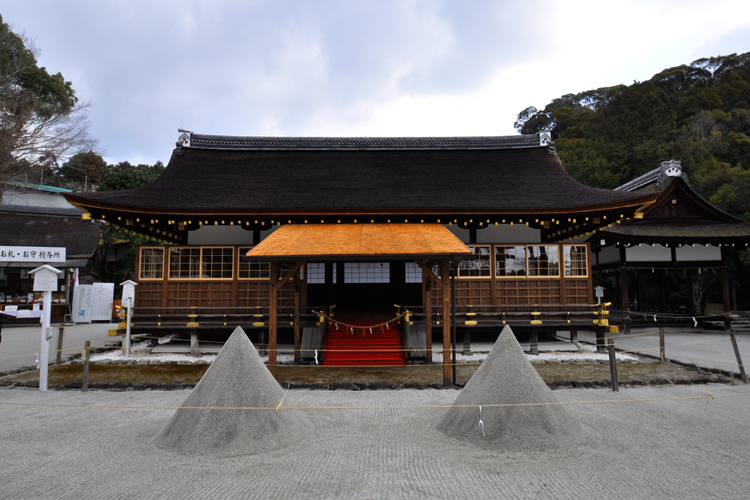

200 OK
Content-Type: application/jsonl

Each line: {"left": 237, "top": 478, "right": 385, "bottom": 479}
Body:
{"left": 451, "top": 263, "right": 457, "bottom": 386}
{"left": 530, "top": 327, "right": 539, "bottom": 355}
{"left": 82, "top": 341, "right": 90, "bottom": 392}
{"left": 462, "top": 330, "right": 471, "bottom": 355}
{"left": 190, "top": 329, "right": 199, "bottom": 356}
{"left": 570, "top": 329, "right": 578, "bottom": 342}
{"left": 40, "top": 290, "right": 52, "bottom": 391}
{"left": 425, "top": 274, "right": 433, "bottom": 362}
{"left": 620, "top": 272, "right": 630, "bottom": 334}
{"left": 268, "top": 262, "right": 278, "bottom": 378}
{"left": 530, "top": 305, "right": 539, "bottom": 355}
{"left": 728, "top": 323, "right": 748, "bottom": 384}
{"left": 619, "top": 247, "right": 630, "bottom": 334}
{"left": 659, "top": 327, "right": 665, "bottom": 365}
{"left": 56, "top": 325, "right": 65, "bottom": 365}
{"left": 608, "top": 337, "right": 619, "bottom": 392}
{"left": 595, "top": 325, "right": 606, "bottom": 353}
{"left": 685, "top": 269, "right": 694, "bottom": 315}
{"left": 657, "top": 269, "right": 666, "bottom": 313}
{"left": 293, "top": 271, "right": 301, "bottom": 365}
{"left": 440, "top": 260, "right": 451, "bottom": 387}
{"left": 125, "top": 295, "right": 133, "bottom": 356}
{"left": 258, "top": 330, "right": 266, "bottom": 356}
{"left": 722, "top": 264, "right": 747, "bottom": 383}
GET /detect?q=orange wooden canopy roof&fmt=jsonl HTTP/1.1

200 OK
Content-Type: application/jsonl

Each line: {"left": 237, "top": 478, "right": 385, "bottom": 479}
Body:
{"left": 245, "top": 224, "right": 472, "bottom": 261}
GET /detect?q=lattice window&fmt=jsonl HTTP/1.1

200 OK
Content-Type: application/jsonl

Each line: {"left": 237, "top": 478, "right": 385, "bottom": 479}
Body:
{"left": 344, "top": 262, "right": 389, "bottom": 283}
{"left": 563, "top": 245, "right": 588, "bottom": 276}
{"left": 307, "top": 263, "right": 325, "bottom": 284}
{"left": 458, "top": 245, "right": 491, "bottom": 278}
{"left": 139, "top": 247, "right": 164, "bottom": 280}
{"left": 405, "top": 262, "right": 422, "bottom": 283}
{"left": 238, "top": 247, "right": 270, "bottom": 279}
{"left": 495, "top": 245, "right": 526, "bottom": 277}
{"left": 527, "top": 245, "right": 559, "bottom": 276}
{"left": 201, "top": 248, "right": 234, "bottom": 278}
{"left": 169, "top": 248, "right": 201, "bottom": 279}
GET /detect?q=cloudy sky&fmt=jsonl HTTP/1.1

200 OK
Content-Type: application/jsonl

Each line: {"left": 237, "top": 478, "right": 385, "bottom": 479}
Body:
{"left": 1, "top": 0, "right": 749, "bottom": 165}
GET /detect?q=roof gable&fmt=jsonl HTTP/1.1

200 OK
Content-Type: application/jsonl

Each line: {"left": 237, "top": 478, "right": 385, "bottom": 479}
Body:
{"left": 638, "top": 177, "right": 739, "bottom": 224}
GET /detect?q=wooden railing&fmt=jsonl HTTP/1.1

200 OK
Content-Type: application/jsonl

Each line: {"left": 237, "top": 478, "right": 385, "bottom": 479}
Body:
{"left": 118, "top": 305, "right": 321, "bottom": 330}
{"left": 404, "top": 303, "right": 609, "bottom": 330}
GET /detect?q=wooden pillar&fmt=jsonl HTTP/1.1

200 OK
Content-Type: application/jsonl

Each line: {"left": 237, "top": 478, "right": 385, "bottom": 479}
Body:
{"left": 440, "top": 260, "right": 451, "bottom": 387}
{"left": 268, "top": 261, "right": 278, "bottom": 378}
{"left": 530, "top": 327, "right": 539, "bottom": 355}
{"left": 462, "top": 330, "right": 471, "bottom": 355}
{"left": 190, "top": 329, "right": 199, "bottom": 356}
{"left": 633, "top": 270, "right": 641, "bottom": 311}
{"left": 293, "top": 271, "right": 301, "bottom": 365}
{"left": 685, "top": 269, "right": 694, "bottom": 315}
{"left": 658, "top": 269, "right": 667, "bottom": 313}
{"left": 721, "top": 265, "right": 731, "bottom": 316}
{"left": 425, "top": 276, "right": 433, "bottom": 362}
{"left": 619, "top": 246, "right": 630, "bottom": 334}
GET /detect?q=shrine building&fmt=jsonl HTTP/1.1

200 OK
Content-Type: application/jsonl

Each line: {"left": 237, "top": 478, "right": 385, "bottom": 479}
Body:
{"left": 63, "top": 130, "right": 749, "bottom": 385}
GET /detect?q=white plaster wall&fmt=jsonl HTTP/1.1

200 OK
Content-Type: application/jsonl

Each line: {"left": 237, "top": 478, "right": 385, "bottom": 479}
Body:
{"left": 626, "top": 244, "right": 672, "bottom": 262}
{"left": 676, "top": 244, "right": 722, "bottom": 262}
{"left": 596, "top": 246, "right": 620, "bottom": 265}
{"left": 187, "top": 225, "right": 279, "bottom": 245}
{"left": 444, "top": 224, "right": 541, "bottom": 244}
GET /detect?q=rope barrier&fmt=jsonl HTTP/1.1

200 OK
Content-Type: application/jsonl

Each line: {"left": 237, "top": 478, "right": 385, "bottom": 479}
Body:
{"left": 313, "top": 310, "right": 408, "bottom": 331}
{"left": 0, "top": 391, "right": 747, "bottom": 412}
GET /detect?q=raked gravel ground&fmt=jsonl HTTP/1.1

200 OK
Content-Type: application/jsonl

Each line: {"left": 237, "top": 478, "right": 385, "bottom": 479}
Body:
{"left": 1, "top": 384, "right": 749, "bottom": 499}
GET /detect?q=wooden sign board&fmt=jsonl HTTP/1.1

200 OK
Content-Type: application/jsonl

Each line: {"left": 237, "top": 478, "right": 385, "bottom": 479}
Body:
{"left": 30, "top": 265, "right": 63, "bottom": 292}
{"left": 0, "top": 246, "right": 66, "bottom": 262}
{"left": 120, "top": 280, "right": 138, "bottom": 301}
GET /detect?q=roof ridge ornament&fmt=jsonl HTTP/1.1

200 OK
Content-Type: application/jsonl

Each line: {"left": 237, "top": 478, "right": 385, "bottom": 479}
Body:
{"left": 539, "top": 130, "right": 555, "bottom": 154}
{"left": 175, "top": 129, "right": 193, "bottom": 156}
{"left": 657, "top": 159, "right": 688, "bottom": 189}
{"left": 539, "top": 130, "right": 552, "bottom": 147}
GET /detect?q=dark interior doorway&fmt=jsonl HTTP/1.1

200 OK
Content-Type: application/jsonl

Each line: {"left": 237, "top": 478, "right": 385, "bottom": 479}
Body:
{"left": 306, "top": 261, "right": 422, "bottom": 311}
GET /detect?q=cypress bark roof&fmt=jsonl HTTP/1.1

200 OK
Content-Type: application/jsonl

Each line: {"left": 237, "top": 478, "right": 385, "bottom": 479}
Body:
{"left": 66, "top": 133, "right": 649, "bottom": 214}
{"left": 246, "top": 224, "right": 472, "bottom": 260}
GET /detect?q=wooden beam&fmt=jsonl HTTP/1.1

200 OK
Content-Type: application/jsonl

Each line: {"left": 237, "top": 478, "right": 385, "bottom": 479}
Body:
{"left": 415, "top": 260, "right": 441, "bottom": 285}
{"left": 277, "top": 261, "right": 304, "bottom": 289}
{"left": 440, "top": 260, "right": 451, "bottom": 387}
{"left": 268, "top": 261, "right": 278, "bottom": 378}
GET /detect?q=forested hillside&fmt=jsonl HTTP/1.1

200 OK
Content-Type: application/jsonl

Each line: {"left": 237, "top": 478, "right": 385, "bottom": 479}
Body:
{"left": 515, "top": 52, "right": 750, "bottom": 220}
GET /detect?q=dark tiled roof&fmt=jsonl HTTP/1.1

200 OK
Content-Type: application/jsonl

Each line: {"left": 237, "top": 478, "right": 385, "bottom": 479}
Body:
{"left": 186, "top": 133, "right": 543, "bottom": 151}
{"left": 0, "top": 212, "right": 100, "bottom": 257}
{"left": 599, "top": 223, "right": 750, "bottom": 240}
{"left": 67, "top": 137, "right": 648, "bottom": 213}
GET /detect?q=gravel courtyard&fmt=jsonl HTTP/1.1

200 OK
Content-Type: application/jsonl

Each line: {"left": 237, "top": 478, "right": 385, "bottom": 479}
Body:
{"left": 1, "top": 384, "right": 749, "bottom": 499}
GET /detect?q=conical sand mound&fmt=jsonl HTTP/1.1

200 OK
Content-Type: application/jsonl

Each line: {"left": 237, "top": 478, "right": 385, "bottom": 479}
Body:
{"left": 155, "top": 327, "right": 311, "bottom": 456}
{"left": 438, "top": 326, "right": 586, "bottom": 450}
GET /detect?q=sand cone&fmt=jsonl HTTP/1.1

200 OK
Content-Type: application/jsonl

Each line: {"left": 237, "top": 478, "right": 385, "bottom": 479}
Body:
{"left": 438, "top": 325, "right": 586, "bottom": 450}
{"left": 155, "top": 327, "right": 311, "bottom": 456}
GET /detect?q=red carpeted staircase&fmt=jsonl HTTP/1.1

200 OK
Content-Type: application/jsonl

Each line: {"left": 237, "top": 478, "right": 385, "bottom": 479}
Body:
{"left": 323, "top": 320, "right": 406, "bottom": 366}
